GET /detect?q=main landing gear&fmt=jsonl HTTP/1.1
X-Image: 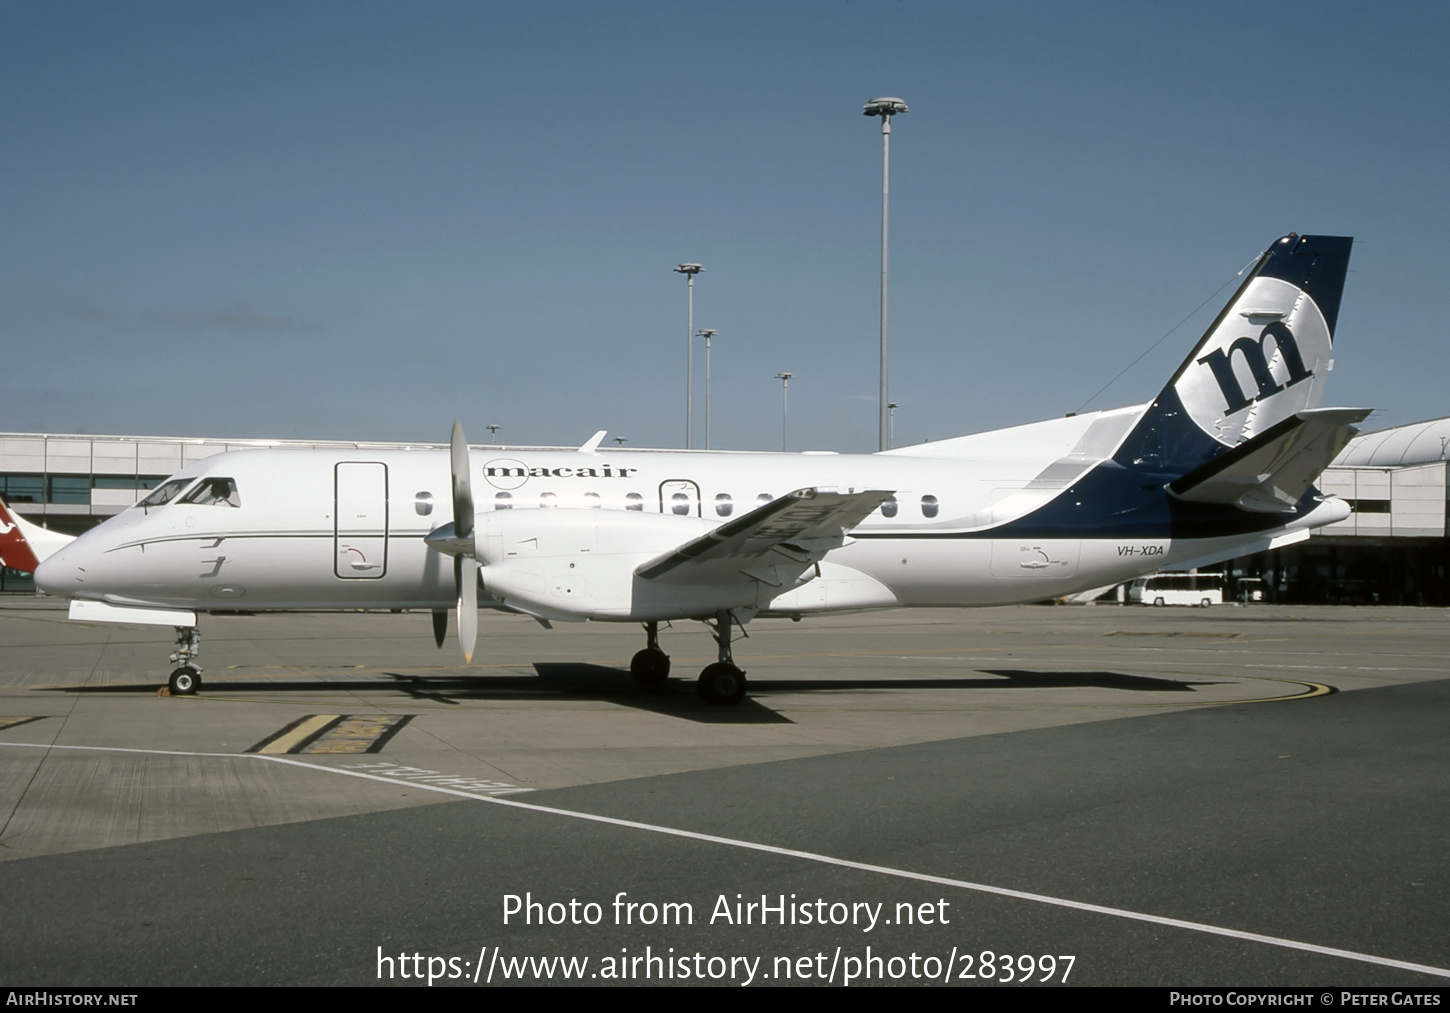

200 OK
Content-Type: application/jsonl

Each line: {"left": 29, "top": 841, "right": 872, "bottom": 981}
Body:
{"left": 167, "top": 625, "right": 203, "bottom": 696}
{"left": 628, "top": 614, "right": 748, "bottom": 705}
{"left": 698, "top": 610, "right": 746, "bottom": 706}
{"left": 630, "top": 621, "right": 671, "bottom": 689}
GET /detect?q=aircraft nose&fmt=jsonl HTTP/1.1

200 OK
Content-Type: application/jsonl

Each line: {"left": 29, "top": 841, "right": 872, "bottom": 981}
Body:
{"left": 33, "top": 546, "right": 79, "bottom": 598}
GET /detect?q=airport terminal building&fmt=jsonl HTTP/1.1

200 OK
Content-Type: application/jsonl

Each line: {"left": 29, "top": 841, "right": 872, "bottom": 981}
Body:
{"left": 2, "top": 422, "right": 1448, "bottom": 604}
{"left": 1234, "top": 418, "right": 1450, "bottom": 606}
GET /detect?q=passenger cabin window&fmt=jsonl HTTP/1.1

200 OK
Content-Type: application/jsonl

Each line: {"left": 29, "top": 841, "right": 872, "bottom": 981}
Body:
{"left": 540, "top": 492, "right": 557, "bottom": 507}
{"left": 881, "top": 496, "right": 898, "bottom": 518}
{"left": 625, "top": 492, "right": 644, "bottom": 512}
{"left": 494, "top": 492, "right": 513, "bottom": 510}
{"left": 584, "top": 492, "right": 602, "bottom": 509}
{"left": 715, "top": 493, "right": 733, "bottom": 517}
{"left": 756, "top": 493, "right": 773, "bottom": 506}
{"left": 415, "top": 491, "right": 434, "bottom": 516}
{"left": 921, "top": 494, "right": 939, "bottom": 519}
{"left": 137, "top": 478, "right": 193, "bottom": 508}
{"left": 182, "top": 478, "right": 240, "bottom": 507}
{"left": 671, "top": 492, "right": 691, "bottom": 516}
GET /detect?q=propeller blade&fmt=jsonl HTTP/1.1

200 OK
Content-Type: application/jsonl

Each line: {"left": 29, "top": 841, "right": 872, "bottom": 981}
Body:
{"left": 457, "top": 556, "right": 479, "bottom": 663}
{"left": 439, "top": 422, "right": 480, "bottom": 661}
{"left": 450, "top": 421, "right": 474, "bottom": 541}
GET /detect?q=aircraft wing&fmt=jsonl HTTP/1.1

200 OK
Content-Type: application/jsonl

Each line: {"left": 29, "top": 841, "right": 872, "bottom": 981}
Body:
{"left": 636, "top": 487, "right": 892, "bottom": 587}
{"left": 1168, "top": 407, "right": 1373, "bottom": 513}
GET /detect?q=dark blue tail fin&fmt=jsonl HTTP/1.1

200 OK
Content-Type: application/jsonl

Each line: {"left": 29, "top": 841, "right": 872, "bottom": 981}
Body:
{"left": 1114, "top": 233, "right": 1354, "bottom": 479}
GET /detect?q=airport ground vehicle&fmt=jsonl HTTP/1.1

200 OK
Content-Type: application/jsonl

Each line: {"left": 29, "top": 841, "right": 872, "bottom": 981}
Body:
{"left": 1128, "top": 572, "right": 1225, "bottom": 607}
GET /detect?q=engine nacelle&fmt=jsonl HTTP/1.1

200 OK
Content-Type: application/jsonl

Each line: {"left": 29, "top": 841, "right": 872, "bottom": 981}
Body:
{"left": 475, "top": 508, "right": 765, "bottom": 621}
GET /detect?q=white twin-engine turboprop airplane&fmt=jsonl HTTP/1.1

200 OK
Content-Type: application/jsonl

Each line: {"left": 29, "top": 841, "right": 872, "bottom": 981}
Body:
{"left": 36, "top": 233, "right": 1368, "bottom": 703}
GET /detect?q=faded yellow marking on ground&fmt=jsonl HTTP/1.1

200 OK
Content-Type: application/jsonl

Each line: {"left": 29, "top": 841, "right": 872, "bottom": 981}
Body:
{"left": 301, "top": 715, "right": 410, "bottom": 754}
{"left": 255, "top": 714, "right": 340, "bottom": 754}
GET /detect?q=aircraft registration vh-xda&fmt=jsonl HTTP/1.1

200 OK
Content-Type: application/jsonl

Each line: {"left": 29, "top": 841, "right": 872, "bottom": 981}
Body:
{"left": 34, "top": 233, "right": 1368, "bottom": 704}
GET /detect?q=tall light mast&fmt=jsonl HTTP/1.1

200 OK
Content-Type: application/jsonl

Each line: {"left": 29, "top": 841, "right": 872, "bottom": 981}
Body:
{"left": 698, "top": 329, "right": 718, "bottom": 449}
{"left": 863, "top": 97, "right": 908, "bottom": 452}
{"left": 775, "top": 372, "right": 793, "bottom": 452}
{"left": 674, "top": 263, "right": 705, "bottom": 447}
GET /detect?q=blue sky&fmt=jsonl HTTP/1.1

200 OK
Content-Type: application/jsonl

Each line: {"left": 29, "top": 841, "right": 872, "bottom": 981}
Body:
{"left": 4, "top": 1, "right": 1447, "bottom": 451}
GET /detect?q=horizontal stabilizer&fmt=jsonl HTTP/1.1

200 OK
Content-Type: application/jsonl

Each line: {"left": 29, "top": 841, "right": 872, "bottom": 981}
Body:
{"left": 1169, "top": 407, "right": 1371, "bottom": 513}
{"left": 637, "top": 487, "right": 892, "bottom": 585}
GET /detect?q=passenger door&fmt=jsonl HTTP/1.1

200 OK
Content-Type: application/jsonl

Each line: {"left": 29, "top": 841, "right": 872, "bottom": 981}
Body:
{"left": 335, "top": 462, "right": 389, "bottom": 578}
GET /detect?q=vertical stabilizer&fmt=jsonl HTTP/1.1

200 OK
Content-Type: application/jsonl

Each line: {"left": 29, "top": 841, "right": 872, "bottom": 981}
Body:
{"left": 1115, "top": 233, "right": 1354, "bottom": 478}
{"left": 0, "top": 496, "right": 75, "bottom": 573}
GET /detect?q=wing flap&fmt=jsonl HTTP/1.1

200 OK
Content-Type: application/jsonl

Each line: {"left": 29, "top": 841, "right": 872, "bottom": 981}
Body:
{"left": 1169, "top": 407, "right": 1372, "bottom": 513}
{"left": 636, "top": 488, "right": 892, "bottom": 585}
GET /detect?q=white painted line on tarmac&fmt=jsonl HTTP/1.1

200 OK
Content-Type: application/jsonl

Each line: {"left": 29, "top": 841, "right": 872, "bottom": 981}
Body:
{"left": 4, "top": 738, "right": 1447, "bottom": 981}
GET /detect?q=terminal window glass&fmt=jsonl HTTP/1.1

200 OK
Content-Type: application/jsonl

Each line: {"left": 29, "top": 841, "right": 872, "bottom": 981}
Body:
{"left": 1348, "top": 499, "right": 1391, "bottom": 514}
{"left": 94, "top": 477, "right": 137, "bottom": 491}
{"left": 0, "top": 475, "right": 43, "bottom": 503}
{"left": 1, "top": 566, "right": 36, "bottom": 593}
{"left": 48, "top": 476, "right": 91, "bottom": 504}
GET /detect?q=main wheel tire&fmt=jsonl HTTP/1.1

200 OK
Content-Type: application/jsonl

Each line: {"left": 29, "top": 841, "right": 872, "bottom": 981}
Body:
{"left": 1153, "top": 597, "right": 1165, "bottom": 607}
{"left": 1201, "top": 598, "right": 1212, "bottom": 608}
{"left": 630, "top": 648, "right": 671, "bottom": 689}
{"left": 697, "top": 663, "right": 747, "bottom": 705}
{"left": 168, "top": 666, "right": 200, "bottom": 696}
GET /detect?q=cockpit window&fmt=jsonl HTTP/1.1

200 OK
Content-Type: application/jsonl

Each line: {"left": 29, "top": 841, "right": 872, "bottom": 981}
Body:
{"left": 181, "top": 477, "right": 241, "bottom": 507}
{"left": 137, "top": 478, "right": 193, "bottom": 508}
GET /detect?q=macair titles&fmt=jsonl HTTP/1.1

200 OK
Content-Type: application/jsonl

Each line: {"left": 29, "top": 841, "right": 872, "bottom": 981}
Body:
{"left": 483, "top": 458, "right": 638, "bottom": 489}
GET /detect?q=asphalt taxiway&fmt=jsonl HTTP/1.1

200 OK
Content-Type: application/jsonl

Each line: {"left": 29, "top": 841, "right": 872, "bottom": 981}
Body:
{"left": 1, "top": 599, "right": 1447, "bottom": 986}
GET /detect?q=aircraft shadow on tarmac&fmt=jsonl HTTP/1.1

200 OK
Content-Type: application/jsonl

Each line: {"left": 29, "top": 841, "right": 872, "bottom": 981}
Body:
{"left": 51, "top": 666, "right": 1217, "bottom": 725}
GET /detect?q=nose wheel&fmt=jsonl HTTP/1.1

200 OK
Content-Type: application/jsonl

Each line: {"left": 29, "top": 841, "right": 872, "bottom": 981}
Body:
{"left": 697, "top": 610, "right": 747, "bottom": 705}
{"left": 166, "top": 625, "right": 203, "bottom": 695}
{"left": 168, "top": 666, "right": 201, "bottom": 696}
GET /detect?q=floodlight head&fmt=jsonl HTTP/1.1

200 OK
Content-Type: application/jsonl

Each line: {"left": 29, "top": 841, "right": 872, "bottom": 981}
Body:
{"left": 697, "top": 328, "right": 717, "bottom": 338}
{"left": 775, "top": 372, "right": 793, "bottom": 381}
{"left": 863, "top": 97, "right": 909, "bottom": 117}
{"left": 674, "top": 263, "right": 705, "bottom": 276}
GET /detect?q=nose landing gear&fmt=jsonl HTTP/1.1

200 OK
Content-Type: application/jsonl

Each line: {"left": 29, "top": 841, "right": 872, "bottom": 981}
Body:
{"left": 167, "top": 625, "right": 202, "bottom": 695}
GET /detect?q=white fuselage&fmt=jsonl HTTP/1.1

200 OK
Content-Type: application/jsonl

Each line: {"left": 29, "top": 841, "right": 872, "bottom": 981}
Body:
{"left": 35, "top": 406, "right": 1343, "bottom": 623}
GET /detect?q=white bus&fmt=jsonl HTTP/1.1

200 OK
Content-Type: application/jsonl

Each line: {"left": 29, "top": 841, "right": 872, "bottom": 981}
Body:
{"left": 1128, "top": 572, "right": 1224, "bottom": 608}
